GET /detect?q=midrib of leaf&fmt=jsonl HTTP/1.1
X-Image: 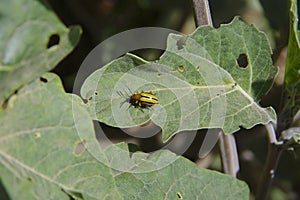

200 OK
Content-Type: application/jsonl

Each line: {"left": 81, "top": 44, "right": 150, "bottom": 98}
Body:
{"left": 155, "top": 84, "right": 236, "bottom": 91}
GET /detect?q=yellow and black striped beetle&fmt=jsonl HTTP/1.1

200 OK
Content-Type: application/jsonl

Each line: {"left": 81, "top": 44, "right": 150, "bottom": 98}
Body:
{"left": 129, "top": 91, "right": 158, "bottom": 109}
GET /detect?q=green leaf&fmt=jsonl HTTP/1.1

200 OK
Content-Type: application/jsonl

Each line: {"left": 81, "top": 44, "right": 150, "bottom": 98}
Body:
{"left": 0, "top": 0, "right": 81, "bottom": 104}
{"left": 112, "top": 145, "right": 249, "bottom": 200}
{"left": 283, "top": 0, "right": 300, "bottom": 118}
{"left": 0, "top": 73, "right": 249, "bottom": 199}
{"left": 0, "top": 73, "right": 121, "bottom": 200}
{"left": 281, "top": 127, "right": 300, "bottom": 148}
{"left": 169, "top": 17, "right": 278, "bottom": 101}
{"left": 81, "top": 18, "right": 277, "bottom": 141}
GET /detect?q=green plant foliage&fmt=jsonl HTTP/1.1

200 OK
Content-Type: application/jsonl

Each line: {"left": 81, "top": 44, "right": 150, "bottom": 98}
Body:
{"left": 0, "top": 0, "right": 81, "bottom": 104}
{"left": 284, "top": 0, "right": 300, "bottom": 117}
{"left": 0, "top": 73, "right": 121, "bottom": 199}
{"left": 0, "top": 73, "right": 249, "bottom": 199}
{"left": 165, "top": 17, "right": 278, "bottom": 101}
{"left": 112, "top": 145, "right": 249, "bottom": 200}
{"left": 281, "top": 127, "right": 300, "bottom": 148}
{"left": 81, "top": 18, "right": 277, "bottom": 141}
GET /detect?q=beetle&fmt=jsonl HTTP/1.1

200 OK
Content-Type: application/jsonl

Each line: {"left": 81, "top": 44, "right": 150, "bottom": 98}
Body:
{"left": 129, "top": 91, "right": 159, "bottom": 109}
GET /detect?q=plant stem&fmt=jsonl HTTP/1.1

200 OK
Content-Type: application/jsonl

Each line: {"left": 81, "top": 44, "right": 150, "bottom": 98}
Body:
{"left": 218, "top": 132, "right": 239, "bottom": 176}
{"left": 191, "top": 0, "right": 213, "bottom": 26}
{"left": 256, "top": 145, "right": 282, "bottom": 199}
{"left": 256, "top": 123, "right": 283, "bottom": 200}
{"left": 191, "top": 0, "right": 239, "bottom": 177}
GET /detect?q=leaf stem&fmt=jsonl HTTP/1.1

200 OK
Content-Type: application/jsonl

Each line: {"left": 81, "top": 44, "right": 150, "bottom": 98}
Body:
{"left": 191, "top": 0, "right": 239, "bottom": 177}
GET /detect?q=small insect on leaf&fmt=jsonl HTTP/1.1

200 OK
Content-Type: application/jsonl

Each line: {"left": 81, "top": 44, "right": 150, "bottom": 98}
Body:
{"left": 129, "top": 91, "right": 159, "bottom": 109}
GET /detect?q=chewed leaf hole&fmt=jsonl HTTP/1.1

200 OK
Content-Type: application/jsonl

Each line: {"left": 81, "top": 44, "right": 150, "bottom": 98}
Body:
{"left": 27, "top": 177, "right": 33, "bottom": 182}
{"left": 40, "top": 77, "right": 48, "bottom": 83}
{"left": 237, "top": 53, "right": 248, "bottom": 68}
{"left": 34, "top": 132, "right": 41, "bottom": 138}
{"left": 74, "top": 140, "right": 87, "bottom": 156}
{"left": 47, "top": 34, "right": 60, "bottom": 48}
{"left": 176, "top": 192, "right": 182, "bottom": 199}
{"left": 177, "top": 65, "right": 185, "bottom": 72}
{"left": 82, "top": 99, "right": 88, "bottom": 104}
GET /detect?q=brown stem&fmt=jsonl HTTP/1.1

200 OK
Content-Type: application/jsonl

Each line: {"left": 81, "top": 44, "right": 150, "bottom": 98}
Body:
{"left": 191, "top": 0, "right": 213, "bottom": 26}
{"left": 191, "top": 0, "right": 239, "bottom": 177}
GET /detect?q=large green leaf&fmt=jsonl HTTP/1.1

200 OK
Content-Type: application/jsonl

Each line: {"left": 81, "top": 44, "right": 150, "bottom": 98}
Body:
{"left": 81, "top": 18, "right": 277, "bottom": 141}
{"left": 0, "top": 73, "right": 121, "bottom": 200}
{"left": 107, "top": 143, "right": 249, "bottom": 200}
{"left": 0, "top": 73, "right": 249, "bottom": 199}
{"left": 0, "top": 0, "right": 81, "bottom": 104}
{"left": 283, "top": 0, "right": 300, "bottom": 119}
{"left": 166, "top": 17, "right": 278, "bottom": 101}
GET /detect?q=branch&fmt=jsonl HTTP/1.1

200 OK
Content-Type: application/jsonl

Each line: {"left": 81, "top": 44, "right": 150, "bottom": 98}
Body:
{"left": 191, "top": 0, "right": 213, "bottom": 26}
{"left": 191, "top": 0, "right": 239, "bottom": 177}
{"left": 256, "top": 123, "right": 283, "bottom": 200}
{"left": 257, "top": 123, "right": 300, "bottom": 199}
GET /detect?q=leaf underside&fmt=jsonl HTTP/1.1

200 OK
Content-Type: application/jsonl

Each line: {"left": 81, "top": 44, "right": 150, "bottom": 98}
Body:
{"left": 81, "top": 17, "right": 277, "bottom": 141}
{"left": 0, "top": 73, "right": 249, "bottom": 199}
{"left": 0, "top": 0, "right": 81, "bottom": 104}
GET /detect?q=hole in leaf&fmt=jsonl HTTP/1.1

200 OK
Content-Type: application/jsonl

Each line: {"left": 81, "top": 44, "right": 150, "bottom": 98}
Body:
{"left": 232, "top": 82, "right": 237, "bottom": 89}
{"left": 94, "top": 91, "right": 99, "bottom": 96}
{"left": 47, "top": 34, "right": 60, "bottom": 48}
{"left": 34, "top": 132, "right": 41, "bottom": 138}
{"left": 237, "top": 53, "right": 248, "bottom": 68}
{"left": 40, "top": 77, "right": 48, "bottom": 83}
{"left": 176, "top": 192, "right": 182, "bottom": 199}
{"left": 128, "top": 143, "right": 141, "bottom": 154}
{"left": 82, "top": 99, "right": 88, "bottom": 104}
{"left": 74, "top": 140, "right": 87, "bottom": 156}
{"left": 177, "top": 65, "right": 185, "bottom": 72}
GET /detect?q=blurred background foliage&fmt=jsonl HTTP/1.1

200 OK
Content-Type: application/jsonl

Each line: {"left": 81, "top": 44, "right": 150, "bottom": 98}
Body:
{"left": 48, "top": 0, "right": 291, "bottom": 92}
{"left": 47, "top": 0, "right": 299, "bottom": 199}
